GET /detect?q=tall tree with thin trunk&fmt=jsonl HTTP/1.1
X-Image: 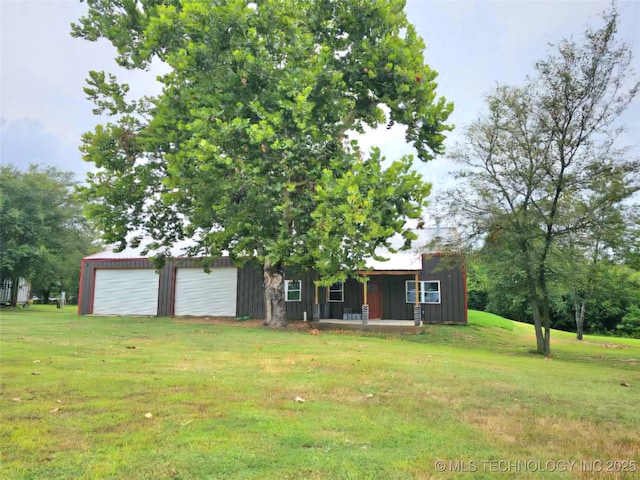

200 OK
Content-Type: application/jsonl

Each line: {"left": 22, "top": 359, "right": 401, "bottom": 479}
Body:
{"left": 556, "top": 178, "right": 633, "bottom": 340}
{"left": 446, "top": 5, "right": 639, "bottom": 354}
{"left": 72, "top": 0, "right": 452, "bottom": 327}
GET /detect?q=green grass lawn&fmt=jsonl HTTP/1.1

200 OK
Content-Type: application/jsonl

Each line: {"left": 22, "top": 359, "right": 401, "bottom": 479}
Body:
{"left": 1, "top": 306, "right": 639, "bottom": 479}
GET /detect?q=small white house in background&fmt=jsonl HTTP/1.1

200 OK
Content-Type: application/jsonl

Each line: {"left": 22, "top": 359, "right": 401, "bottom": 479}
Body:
{"left": 0, "top": 277, "right": 30, "bottom": 305}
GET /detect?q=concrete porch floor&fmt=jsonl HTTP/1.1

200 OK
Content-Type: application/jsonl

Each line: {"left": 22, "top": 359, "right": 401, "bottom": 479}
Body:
{"left": 309, "top": 319, "right": 421, "bottom": 334}
{"left": 317, "top": 319, "right": 416, "bottom": 326}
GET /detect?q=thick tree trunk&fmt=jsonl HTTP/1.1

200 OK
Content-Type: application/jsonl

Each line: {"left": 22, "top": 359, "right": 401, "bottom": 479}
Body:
{"left": 529, "top": 287, "right": 551, "bottom": 355}
{"left": 263, "top": 261, "right": 287, "bottom": 329}
{"left": 539, "top": 267, "right": 552, "bottom": 356}
{"left": 575, "top": 301, "right": 586, "bottom": 341}
{"left": 10, "top": 275, "right": 19, "bottom": 307}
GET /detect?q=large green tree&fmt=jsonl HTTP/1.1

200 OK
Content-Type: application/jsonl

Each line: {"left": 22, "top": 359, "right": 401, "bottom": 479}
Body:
{"left": 446, "top": 6, "right": 639, "bottom": 354}
{"left": 72, "top": 0, "right": 452, "bottom": 327}
{"left": 0, "top": 165, "right": 95, "bottom": 306}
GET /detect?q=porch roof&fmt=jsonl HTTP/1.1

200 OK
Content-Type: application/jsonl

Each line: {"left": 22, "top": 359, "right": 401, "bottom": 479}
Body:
{"left": 358, "top": 251, "right": 422, "bottom": 275}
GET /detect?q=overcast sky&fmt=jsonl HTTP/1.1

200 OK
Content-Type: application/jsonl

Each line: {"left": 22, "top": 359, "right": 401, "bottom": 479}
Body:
{"left": 1, "top": 0, "right": 639, "bottom": 198}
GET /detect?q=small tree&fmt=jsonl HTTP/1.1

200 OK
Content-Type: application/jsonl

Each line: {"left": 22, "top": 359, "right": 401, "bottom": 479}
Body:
{"left": 72, "top": 0, "right": 453, "bottom": 327}
{"left": 446, "top": 5, "right": 639, "bottom": 354}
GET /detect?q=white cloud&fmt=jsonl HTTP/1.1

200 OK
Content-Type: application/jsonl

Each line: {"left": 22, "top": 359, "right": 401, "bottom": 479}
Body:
{"left": 0, "top": 117, "right": 85, "bottom": 176}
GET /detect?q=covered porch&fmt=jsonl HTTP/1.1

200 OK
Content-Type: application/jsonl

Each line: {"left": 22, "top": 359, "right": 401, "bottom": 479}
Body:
{"left": 311, "top": 252, "right": 423, "bottom": 326}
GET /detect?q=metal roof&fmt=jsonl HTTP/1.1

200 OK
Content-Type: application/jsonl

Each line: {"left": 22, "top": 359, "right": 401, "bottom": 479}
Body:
{"left": 84, "top": 228, "right": 448, "bottom": 269}
{"left": 84, "top": 240, "right": 202, "bottom": 260}
{"left": 85, "top": 244, "right": 423, "bottom": 272}
{"left": 362, "top": 251, "right": 423, "bottom": 271}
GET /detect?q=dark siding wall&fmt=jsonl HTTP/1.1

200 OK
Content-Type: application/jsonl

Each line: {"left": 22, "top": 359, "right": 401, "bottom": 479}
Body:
{"left": 282, "top": 267, "right": 320, "bottom": 321}
{"left": 237, "top": 262, "right": 266, "bottom": 319}
{"left": 321, "top": 278, "right": 364, "bottom": 319}
{"left": 378, "top": 276, "right": 414, "bottom": 320}
{"left": 345, "top": 278, "right": 364, "bottom": 313}
{"left": 236, "top": 265, "right": 318, "bottom": 321}
{"left": 285, "top": 274, "right": 316, "bottom": 321}
{"left": 157, "top": 263, "right": 173, "bottom": 316}
{"left": 420, "top": 255, "right": 467, "bottom": 324}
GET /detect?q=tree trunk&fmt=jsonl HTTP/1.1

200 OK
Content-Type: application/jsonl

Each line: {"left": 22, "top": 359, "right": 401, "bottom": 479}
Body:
{"left": 530, "top": 288, "right": 551, "bottom": 355}
{"left": 10, "top": 275, "right": 19, "bottom": 307}
{"left": 542, "top": 303, "right": 551, "bottom": 355}
{"left": 539, "top": 267, "right": 552, "bottom": 355}
{"left": 529, "top": 292, "right": 546, "bottom": 354}
{"left": 263, "top": 261, "right": 287, "bottom": 328}
{"left": 575, "top": 300, "right": 586, "bottom": 341}
{"left": 524, "top": 256, "right": 547, "bottom": 355}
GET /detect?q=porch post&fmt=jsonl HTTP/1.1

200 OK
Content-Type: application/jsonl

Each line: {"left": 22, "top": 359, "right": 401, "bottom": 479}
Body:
{"left": 414, "top": 272, "right": 421, "bottom": 326}
{"left": 362, "top": 276, "right": 369, "bottom": 325}
{"left": 361, "top": 304, "right": 369, "bottom": 325}
{"left": 363, "top": 277, "right": 368, "bottom": 306}
{"left": 313, "top": 282, "right": 320, "bottom": 321}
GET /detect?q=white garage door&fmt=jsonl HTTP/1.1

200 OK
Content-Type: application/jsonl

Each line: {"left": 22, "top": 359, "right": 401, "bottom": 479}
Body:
{"left": 174, "top": 268, "right": 238, "bottom": 316}
{"left": 93, "top": 269, "right": 159, "bottom": 315}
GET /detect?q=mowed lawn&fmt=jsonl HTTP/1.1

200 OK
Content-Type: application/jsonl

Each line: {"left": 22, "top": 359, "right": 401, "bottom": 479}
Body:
{"left": 1, "top": 307, "right": 639, "bottom": 479}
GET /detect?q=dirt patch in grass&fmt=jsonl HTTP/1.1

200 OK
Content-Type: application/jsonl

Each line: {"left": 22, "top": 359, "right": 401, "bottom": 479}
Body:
{"left": 173, "top": 316, "right": 265, "bottom": 327}
{"left": 618, "top": 358, "right": 639, "bottom": 366}
{"left": 599, "top": 343, "right": 627, "bottom": 349}
{"left": 172, "top": 317, "right": 312, "bottom": 332}
{"left": 462, "top": 407, "right": 523, "bottom": 445}
{"left": 573, "top": 339, "right": 630, "bottom": 350}
{"left": 463, "top": 407, "right": 640, "bottom": 458}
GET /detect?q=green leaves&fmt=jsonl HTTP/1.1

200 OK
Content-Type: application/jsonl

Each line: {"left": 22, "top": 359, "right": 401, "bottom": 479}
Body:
{"left": 0, "top": 165, "right": 95, "bottom": 300}
{"left": 308, "top": 149, "right": 430, "bottom": 284}
{"left": 83, "top": 71, "right": 136, "bottom": 115}
{"left": 447, "top": 4, "right": 639, "bottom": 352}
{"left": 74, "top": 0, "right": 450, "bottom": 288}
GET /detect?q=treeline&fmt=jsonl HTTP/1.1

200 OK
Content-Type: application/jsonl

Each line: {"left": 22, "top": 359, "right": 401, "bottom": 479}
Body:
{"left": 0, "top": 165, "right": 98, "bottom": 306}
{"left": 440, "top": 5, "right": 640, "bottom": 350}
{"left": 466, "top": 251, "right": 640, "bottom": 339}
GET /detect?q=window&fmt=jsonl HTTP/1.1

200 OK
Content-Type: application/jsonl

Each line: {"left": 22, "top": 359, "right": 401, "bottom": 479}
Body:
{"left": 423, "top": 281, "right": 441, "bottom": 304}
{"left": 406, "top": 281, "right": 441, "bottom": 304}
{"left": 285, "top": 280, "right": 302, "bottom": 302}
{"left": 329, "top": 282, "right": 344, "bottom": 302}
{"left": 406, "top": 281, "right": 418, "bottom": 304}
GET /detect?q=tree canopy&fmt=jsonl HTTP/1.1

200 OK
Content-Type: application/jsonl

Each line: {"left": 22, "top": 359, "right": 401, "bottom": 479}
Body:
{"left": 0, "top": 165, "right": 95, "bottom": 305}
{"left": 445, "top": 5, "right": 639, "bottom": 353}
{"left": 72, "top": 0, "right": 453, "bottom": 326}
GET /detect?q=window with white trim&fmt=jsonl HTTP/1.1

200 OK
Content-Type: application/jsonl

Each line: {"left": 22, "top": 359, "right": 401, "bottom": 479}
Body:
{"left": 328, "top": 282, "right": 344, "bottom": 302}
{"left": 285, "top": 280, "right": 302, "bottom": 302}
{"left": 406, "top": 281, "right": 418, "bottom": 304}
{"left": 406, "top": 281, "right": 441, "bottom": 304}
